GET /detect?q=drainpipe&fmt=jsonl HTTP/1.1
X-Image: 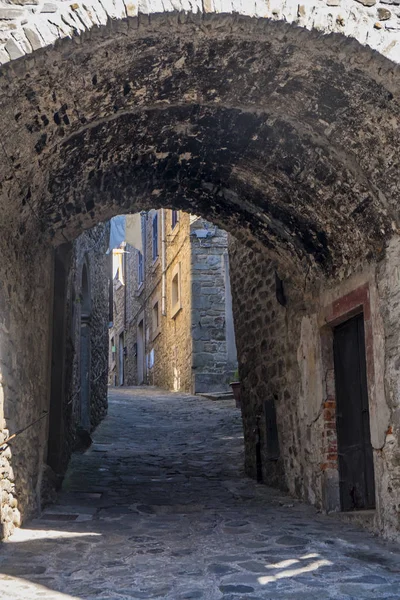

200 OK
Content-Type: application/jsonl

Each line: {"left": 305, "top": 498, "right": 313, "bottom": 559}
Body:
{"left": 161, "top": 208, "right": 167, "bottom": 316}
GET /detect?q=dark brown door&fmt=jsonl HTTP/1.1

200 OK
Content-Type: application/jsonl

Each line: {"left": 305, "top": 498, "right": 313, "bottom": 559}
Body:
{"left": 333, "top": 314, "right": 376, "bottom": 511}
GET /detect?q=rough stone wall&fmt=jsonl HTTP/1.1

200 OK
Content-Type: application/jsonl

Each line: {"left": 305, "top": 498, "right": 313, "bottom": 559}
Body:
{"left": 2, "top": 6, "right": 400, "bottom": 545}
{"left": 190, "top": 218, "right": 237, "bottom": 393}
{"left": 0, "top": 237, "right": 53, "bottom": 540}
{"left": 2, "top": 0, "right": 400, "bottom": 66}
{"left": 109, "top": 272, "right": 126, "bottom": 386}
{"left": 1, "top": 13, "right": 398, "bottom": 279}
{"left": 0, "top": 224, "right": 109, "bottom": 540}
{"left": 124, "top": 243, "right": 143, "bottom": 386}
{"left": 54, "top": 224, "right": 109, "bottom": 475}
{"left": 229, "top": 235, "right": 400, "bottom": 542}
{"left": 69, "top": 225, "right": 109, "bottom": 430}
{"left": 229, "top": 238, "right": 299, "bottom": 490}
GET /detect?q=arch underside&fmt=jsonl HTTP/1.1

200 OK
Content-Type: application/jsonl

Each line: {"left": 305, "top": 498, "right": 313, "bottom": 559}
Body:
{"left": 1, "top": 15, "right": 400, "bottom": 276}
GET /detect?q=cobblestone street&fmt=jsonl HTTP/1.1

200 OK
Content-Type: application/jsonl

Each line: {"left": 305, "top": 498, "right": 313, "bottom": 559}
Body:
{"left": 1, "top": 387, "right": 400, "bottom": 600}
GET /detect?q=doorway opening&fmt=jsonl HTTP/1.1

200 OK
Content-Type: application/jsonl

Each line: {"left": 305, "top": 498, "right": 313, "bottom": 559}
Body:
{"left": 333, "top": 313, "right": 376, "bottom": 511}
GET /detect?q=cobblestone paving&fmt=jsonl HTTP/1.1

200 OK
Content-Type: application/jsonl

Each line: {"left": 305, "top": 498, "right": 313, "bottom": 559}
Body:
{"left": 1, "top": 387, "right": 400, "bottom": 600}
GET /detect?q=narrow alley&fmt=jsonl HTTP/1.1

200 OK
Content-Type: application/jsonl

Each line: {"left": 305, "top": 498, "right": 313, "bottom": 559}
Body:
{"left": 1, "top": 388, "right": 400, "bottom": 600}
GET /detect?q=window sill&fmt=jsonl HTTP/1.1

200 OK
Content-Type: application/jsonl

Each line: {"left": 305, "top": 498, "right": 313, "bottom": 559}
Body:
{"left": 171, "top": 304, "right": 182, "bottom": 319}
{"left": 152, "top": 329, "right": 161, "bottom": 342}
{"left": 170, "top": 222, "right": 180, "bottom": 238}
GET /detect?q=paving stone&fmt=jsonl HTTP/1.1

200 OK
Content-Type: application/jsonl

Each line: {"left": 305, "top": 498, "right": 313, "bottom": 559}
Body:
{"left": 219, "top": 585, "right": 255, "bottom": 594}
{"left": 275, "top": 535, "right": 309, "bottom": 546}
{"left": 238, "top": 560, "right": 269, "bottom": 573}
{"left": 207, "top": 563, "right": 238, "bottom": 575}
{"left": 0, "top": 387, "right": 399, "bottom": 600}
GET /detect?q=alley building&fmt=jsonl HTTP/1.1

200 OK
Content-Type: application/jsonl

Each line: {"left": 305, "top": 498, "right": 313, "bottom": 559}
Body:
{"left": 108, "top": 210, "right": 237, "bottom": 394}
{"left": 4, "top": 2, "right": 400, "bottom": 547}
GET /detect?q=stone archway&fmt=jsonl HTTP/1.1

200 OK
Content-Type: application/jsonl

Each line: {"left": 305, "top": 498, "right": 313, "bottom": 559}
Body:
{"left": 1, "top": 12, "right": 400, "bottom": 540}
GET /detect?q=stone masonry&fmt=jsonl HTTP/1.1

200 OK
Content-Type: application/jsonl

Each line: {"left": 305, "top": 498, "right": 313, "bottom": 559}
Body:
{"left": 64, "top": 225, "right": 109, "bottom": 444}
{"left": 1, "top": 388, "right": 400, "bottom": 600}
{"left": 1, "top": 224, "right": 109, "bottom": 540}
{"left": 229, "top": 234, "right": 400, "bottom": 542}
{"left": 190, "top": 217, "right": 237, "bottom": 393}
{"left": 109, "top": 210, "right": 237, "bottom": 393}
{"left": 2, "top": 1, "right": 400, "bottom": 66}
{"left": 3, "top": 4, "right": 400, "bottom": 544}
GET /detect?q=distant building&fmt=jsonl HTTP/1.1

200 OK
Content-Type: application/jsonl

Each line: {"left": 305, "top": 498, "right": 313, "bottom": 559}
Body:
{"left": 108, "top": 210, "right": 237, "bottom": 394}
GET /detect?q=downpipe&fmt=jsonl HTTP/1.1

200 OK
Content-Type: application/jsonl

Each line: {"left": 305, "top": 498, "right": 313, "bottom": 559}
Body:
{"left": 161, "top": 208, "right": 167, "bottom": 316}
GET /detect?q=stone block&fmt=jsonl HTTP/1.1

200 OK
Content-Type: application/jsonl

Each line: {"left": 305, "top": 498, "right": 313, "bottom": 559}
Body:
{"left": 5, "top": 37, "right": 24, "bottom": 59}
{"left": 23, "top": 25, "right": 43, "bottom": 50}
{"left": 0, "top": 6, "right": 27, "bottom": 19}
{"left": 41, "top": 3, "right": 58, "bottom": 12}
{"left": 377, "top": 7, "right": 391, "bottom": 19}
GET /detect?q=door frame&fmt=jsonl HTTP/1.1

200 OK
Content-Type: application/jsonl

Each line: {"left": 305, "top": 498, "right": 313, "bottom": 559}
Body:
{"left": 333, "top": 313, "right": 376, "bottom": 510}
{"left": 320, "top": 283, "right": 377, "bottom": 513}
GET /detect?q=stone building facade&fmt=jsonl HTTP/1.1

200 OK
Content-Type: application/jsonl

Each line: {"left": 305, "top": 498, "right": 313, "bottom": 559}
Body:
{"left": 47, "top": 225, "right": 109, "bottom": 476}
{"left": 108, "top": 210, "right": 237, "bottom": 394}
{"left": 1, "top": 225, "right": 109, "bottom": 539}
{"left": 3, "top": 3, "right": 400, "bottom": 545}
{"left": 229, "top": 235, "right": 400, "bottom": 542}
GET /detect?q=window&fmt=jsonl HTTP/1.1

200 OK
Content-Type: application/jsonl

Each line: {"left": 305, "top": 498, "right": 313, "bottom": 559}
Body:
{"left": 153, "top": 301, "right": 159, "bottom": 328}
{"left": 138, "top": 251, "right": 144, "bottom": 287}
{"left": 172, "top": 274, "right": 179, "bottom": 308}
{"left": 149, "top": 348, "right": 155, "bottom": 369}
{"left": 171, "top": 210, "right": 179, "bottom": 229}
{"left": 171, "top": 262, "right": 182, "bottom": 318}
{"left": 152, "top": 213, "right": 159, "bottom": 261}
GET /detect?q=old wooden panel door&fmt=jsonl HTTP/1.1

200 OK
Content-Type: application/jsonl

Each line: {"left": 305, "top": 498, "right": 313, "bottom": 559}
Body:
{"left": 333, "top": 314, "right": 376, "bottom": 511}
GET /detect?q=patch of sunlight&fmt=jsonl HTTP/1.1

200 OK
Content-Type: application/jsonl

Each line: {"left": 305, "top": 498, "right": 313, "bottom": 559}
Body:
{"left": 258, "top": 559, "right": 333, "bottom": 585}
{"left": 0, "top": 578, "right": 81, "bottom": 598}
{"left": 266, "top": 558, "right": 300, "bottom": 569}
{"left": 8, "top": 528, "right": 101, "bottom": 543}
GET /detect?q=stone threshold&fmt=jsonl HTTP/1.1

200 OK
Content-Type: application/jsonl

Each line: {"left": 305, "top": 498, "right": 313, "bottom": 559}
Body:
{"left": 196, "top": 391, "right": 234, "bottom": 401}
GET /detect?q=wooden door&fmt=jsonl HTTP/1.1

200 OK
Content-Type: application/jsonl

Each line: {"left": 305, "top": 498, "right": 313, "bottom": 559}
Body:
{"left": 333, "top": 314, "right": 376, "bottom": 511}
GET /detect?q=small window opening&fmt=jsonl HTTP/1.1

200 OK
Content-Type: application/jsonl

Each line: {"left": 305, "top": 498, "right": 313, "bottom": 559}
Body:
{"left": 153, "top": 301, "right": 159, "bottom": 330}
{"left": 172, "top": 274, "right": 179, "bottom": 309}
{"left": 171, "top": 210, "right": 179, "bottom": 229}
{"left": 138, "top": 251, "right": 144, "bottom": 286}
{"left": 152, "top": 213, "right": 159, "bottom": 261}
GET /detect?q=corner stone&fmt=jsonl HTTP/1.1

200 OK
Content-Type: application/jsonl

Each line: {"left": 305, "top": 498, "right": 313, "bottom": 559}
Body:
{"left": 5, "top": 37, "right": 24, "bottom": 59}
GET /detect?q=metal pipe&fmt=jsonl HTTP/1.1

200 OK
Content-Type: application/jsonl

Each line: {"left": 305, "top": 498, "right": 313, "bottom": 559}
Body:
{"left": 161, "top": 208, "right": 167, "bottom": 316}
